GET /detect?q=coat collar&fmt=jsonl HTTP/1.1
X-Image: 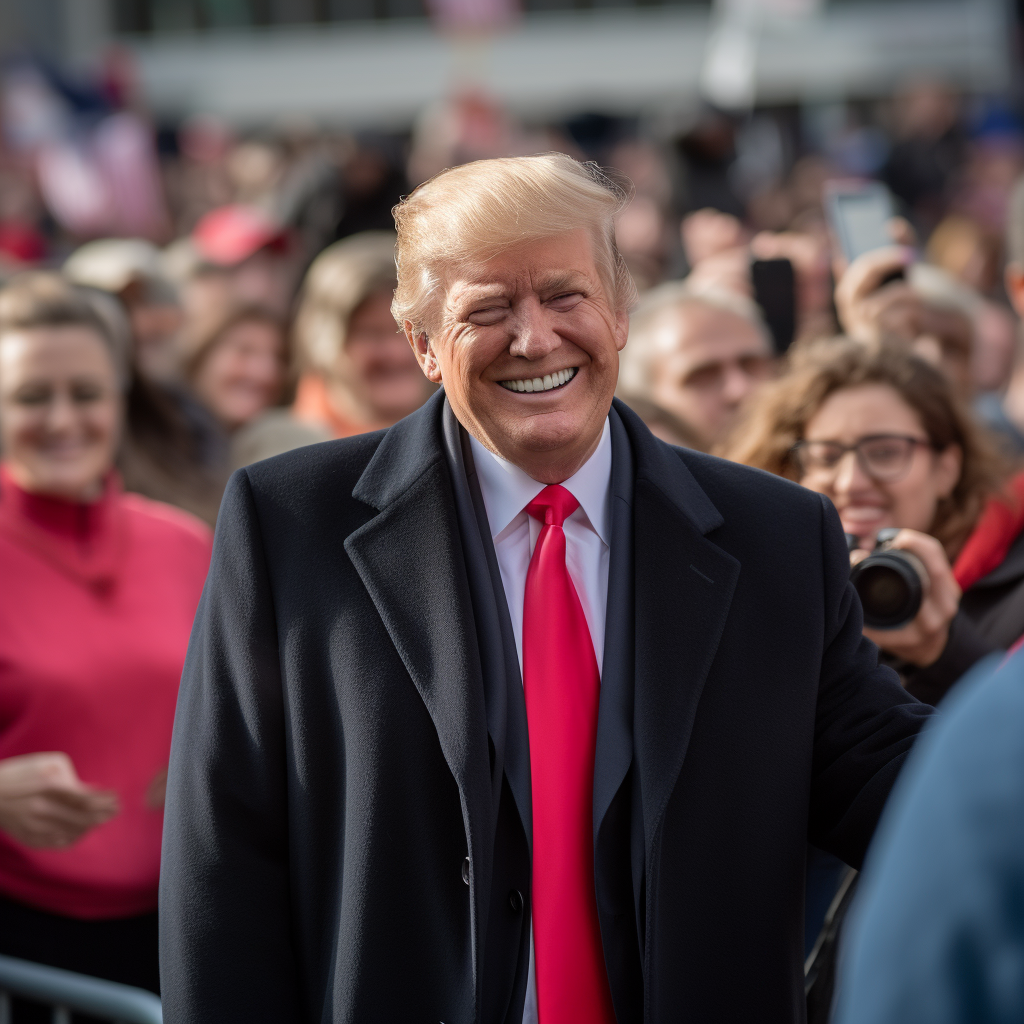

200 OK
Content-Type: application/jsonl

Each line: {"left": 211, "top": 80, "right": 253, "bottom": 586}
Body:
{"left": 611, "top": 398, "right": 723, "bottom": 537}
{"left": 351, "top": 390, "right": 724, "bottom": 533}
{"left": 351, "top": 389, "right": 741, "bottom": 820}
{"left": 350, "top": 389, "right": 449, "bottom": 510}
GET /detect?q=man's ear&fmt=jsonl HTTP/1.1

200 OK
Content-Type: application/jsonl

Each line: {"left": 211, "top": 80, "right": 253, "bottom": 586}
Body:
{"left": 1006, "top": 263, "right": 1024, "bottom": 320}
{"left": 404, "top": 321, "right": 442, "bottom": 383}
{"left": 613, "top": 306, "right": 629, "bottom": 352}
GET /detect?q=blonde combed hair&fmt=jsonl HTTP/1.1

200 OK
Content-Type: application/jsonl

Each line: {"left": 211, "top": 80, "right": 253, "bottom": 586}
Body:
{"left": 392, "top": 153, "right": 637, "bottom": 335}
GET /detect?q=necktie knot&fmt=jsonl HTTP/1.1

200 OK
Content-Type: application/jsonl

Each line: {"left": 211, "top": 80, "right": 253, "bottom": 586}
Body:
{"left": 526, "top": 484, "right": 579, "bottom": 529}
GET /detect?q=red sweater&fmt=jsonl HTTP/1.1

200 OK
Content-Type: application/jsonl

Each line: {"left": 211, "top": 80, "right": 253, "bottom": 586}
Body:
{"left": 0, "top": 466, "right": 211, "bottom": 919}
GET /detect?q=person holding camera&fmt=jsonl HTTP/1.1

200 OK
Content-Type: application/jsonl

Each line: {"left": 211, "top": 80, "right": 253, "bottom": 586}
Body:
{"left": 722, "top": 337, "right": 1024, "bottom": 706}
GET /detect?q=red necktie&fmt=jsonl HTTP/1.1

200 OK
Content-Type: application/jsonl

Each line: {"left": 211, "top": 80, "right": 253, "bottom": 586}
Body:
{"left": 523, "top": 484, "right": 616, "bottom": 1024}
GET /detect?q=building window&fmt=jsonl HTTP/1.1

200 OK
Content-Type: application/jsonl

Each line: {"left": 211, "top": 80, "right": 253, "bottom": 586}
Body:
{"left": 113, "top": 0, "right": 708, "bottom": 33}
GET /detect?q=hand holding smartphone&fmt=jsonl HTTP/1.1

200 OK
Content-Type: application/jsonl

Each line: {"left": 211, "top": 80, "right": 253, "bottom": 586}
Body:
{"left": 750, "top": 257, "right": 796, "bottom": 355}
{"left": 824, "top": 181, "right": 899, "bottom": 265}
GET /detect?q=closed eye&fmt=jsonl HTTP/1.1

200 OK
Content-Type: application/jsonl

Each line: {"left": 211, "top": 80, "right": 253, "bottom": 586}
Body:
{"left": 467, "top": 306, "right": 508, "bottom": 326}
{"left": 547, "top": 292, "right": 584, "bottom": 311}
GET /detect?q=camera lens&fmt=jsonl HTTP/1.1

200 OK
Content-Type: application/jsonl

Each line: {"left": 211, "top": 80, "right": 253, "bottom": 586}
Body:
{"left": 850, "top": 551, "right": 924, "bottom": 630}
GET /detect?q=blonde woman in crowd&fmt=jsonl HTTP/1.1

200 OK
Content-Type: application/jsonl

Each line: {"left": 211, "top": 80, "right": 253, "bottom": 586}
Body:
{"left": 231, "top": 230, "right": 435, "bottom": 468}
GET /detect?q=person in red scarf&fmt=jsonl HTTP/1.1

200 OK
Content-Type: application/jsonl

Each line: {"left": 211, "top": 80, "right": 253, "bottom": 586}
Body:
{"left": 723, "top": 337, "right": 1021, "bottom": 707}
{"left": 0, "top": 272, "right": 211, "bottom": 1013}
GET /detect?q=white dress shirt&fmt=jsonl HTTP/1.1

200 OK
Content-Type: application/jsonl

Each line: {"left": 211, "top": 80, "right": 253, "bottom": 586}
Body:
{"left": 469, "top": 417, "right": 612, "bottom": 676}
{"left": 469, "top": 418, "right": 613, "bottom": 1024}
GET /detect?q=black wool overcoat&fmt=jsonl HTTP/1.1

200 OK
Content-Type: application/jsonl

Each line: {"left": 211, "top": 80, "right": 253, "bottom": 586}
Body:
{"left": 159, "top": 392, "right": 931, "bottom": 1024}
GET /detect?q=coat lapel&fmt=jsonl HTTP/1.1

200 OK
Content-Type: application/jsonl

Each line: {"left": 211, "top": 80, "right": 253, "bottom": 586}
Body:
{"left": 614, "top": 402, "right": 741, "bottom": 858}
{"left": 343, "top": 392, "right": 493, "bottom": 1008}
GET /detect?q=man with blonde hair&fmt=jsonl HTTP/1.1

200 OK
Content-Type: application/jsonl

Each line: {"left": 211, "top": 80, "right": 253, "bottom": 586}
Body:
{"left": 161, "top": 153, "right": 929, "bottom": 1024}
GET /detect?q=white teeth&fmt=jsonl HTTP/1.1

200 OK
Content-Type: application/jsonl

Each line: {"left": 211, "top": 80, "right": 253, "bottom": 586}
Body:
{"left": 498, "top": 367, "right": 578, "bottom": 392}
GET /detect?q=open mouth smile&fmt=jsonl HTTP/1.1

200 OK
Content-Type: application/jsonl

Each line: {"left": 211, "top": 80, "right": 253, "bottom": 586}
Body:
{"left": 497, "top": 367, "right": 578, "bottom": 393}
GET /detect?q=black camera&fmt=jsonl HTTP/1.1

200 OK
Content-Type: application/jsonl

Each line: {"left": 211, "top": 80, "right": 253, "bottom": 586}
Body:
{"left": 847, "top": 528, "right": 929, "bottom": 630}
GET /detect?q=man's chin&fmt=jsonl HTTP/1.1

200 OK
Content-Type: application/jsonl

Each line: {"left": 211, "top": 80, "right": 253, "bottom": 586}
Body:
{"left": 484, "top": 405, "right": 608, "bottom": 470}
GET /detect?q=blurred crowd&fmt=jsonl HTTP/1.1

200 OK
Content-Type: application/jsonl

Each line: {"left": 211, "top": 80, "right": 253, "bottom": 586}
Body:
{"left": 2, "top": 62, "right": 1021, "bottom": 504}
{"left": 3, "top": 46, "right": 1024, "bottom": 1020}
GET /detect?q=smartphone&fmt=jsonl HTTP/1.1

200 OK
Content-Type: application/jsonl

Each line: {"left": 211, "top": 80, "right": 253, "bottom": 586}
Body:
{"left": 824, "top": 181, "right": 897, "bottom": 264}
{"left": 751, "top": 257, "right": 796, "bottom": 355}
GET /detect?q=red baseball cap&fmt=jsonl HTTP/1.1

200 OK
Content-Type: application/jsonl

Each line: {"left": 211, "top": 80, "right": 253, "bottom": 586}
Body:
{"left": 191, "top": 204, "right": 287, "bottom": 267}
{"left": 0, "top": 222, "right": 47, "bottom": 264}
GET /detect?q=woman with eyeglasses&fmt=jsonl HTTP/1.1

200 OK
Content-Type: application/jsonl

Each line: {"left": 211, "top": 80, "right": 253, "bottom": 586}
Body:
{"left": 721, "top": 338, "right": 1021, "bottom": 707}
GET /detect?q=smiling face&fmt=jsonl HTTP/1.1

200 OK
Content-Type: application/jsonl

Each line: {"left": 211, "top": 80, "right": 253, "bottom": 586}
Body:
{"left": 329, "top": 291, "right": 431, "bottom": 428}
{"left": 193, "top": 317, "right": 285, "bottom": 431}
{"left": 0, "top": 326, "right": 122, "bottom": 501}
{"left": 800, "top": 383, "right": 962, "bottom": 547}
{"left": 409, "top": 229, "right": 628, "bottom": 483}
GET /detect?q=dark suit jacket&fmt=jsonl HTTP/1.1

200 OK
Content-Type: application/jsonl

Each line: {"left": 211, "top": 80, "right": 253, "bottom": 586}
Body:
{"left": 159, "top": 391, "right": 931, "bottom": 1024}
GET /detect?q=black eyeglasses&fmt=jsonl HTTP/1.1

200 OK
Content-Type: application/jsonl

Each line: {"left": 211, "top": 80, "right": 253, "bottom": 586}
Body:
{"left": 790, "top": 435, "right": 935, "bottom": 482}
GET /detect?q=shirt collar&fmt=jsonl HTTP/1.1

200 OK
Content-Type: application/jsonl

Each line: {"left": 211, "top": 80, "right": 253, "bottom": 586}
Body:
{"left": 469, "top": 418, "right": 612, "bottom": 546}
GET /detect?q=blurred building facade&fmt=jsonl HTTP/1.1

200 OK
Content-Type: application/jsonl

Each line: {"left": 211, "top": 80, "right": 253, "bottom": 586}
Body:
{"left": 0, "top": 0, "right": 1015, "bottom": 127}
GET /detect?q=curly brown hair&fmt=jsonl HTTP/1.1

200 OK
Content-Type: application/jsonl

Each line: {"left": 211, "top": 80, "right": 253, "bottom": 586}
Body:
{"left": 719, "top": 337, "right": 1009, "bottom": 557}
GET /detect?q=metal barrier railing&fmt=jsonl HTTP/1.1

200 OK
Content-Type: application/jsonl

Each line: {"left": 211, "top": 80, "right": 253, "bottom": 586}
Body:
{"left": 0, "top": 954, "right": 162, "bottom": 1024}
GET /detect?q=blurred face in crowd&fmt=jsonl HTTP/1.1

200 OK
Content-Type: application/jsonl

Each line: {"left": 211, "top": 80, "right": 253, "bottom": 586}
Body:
{"left": 328, "top": 291, "right": 431, "bottom": 427}
{"left": 128, "top": 301, "right": 184, "bottom": 383}
{"left": 412, "top": 229, "right": 628, "bottom": 483}
{"left": 116, "top": 277, "right": 184, "bottom": 384}
{"left": 646, "top": 302, "right": 774, "bottom": 449}
{"left": 180, "top": 269, "right": 234, "bottom": 332}
{"left": 971, "top": 301, "right": 1016, "bottom": 394}
{"left": 179, "top": 254, "right": 297, "bottom": 340}
{"left": 193, "top": 317, "right": 285, "bottom": 431}
{"left": 0, "top": 326, "right": 121, "bottom": 501}
{"left": 230, "top": 251, "right": 298, "bottom": 317}
{"left": 798, "top": 383, "right": 962, "bottom": 549}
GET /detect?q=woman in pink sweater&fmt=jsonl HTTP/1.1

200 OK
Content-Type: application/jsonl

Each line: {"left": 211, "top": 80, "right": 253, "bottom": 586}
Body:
{"left": 0, "top": 273, "right": 211, "bottom": 1006}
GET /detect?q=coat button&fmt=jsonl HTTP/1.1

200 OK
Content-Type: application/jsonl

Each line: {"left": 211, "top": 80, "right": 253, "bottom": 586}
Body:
{"left": 461, "top": 857, "right": 470, "bottom": 886}
{"left": 508, "top": 889, "right": 523, "bottom": 913}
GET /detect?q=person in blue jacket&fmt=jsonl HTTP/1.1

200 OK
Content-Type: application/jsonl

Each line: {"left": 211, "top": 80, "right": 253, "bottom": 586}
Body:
{"left": 834, "top": 648, "right": 1024, "bottom": 1024}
